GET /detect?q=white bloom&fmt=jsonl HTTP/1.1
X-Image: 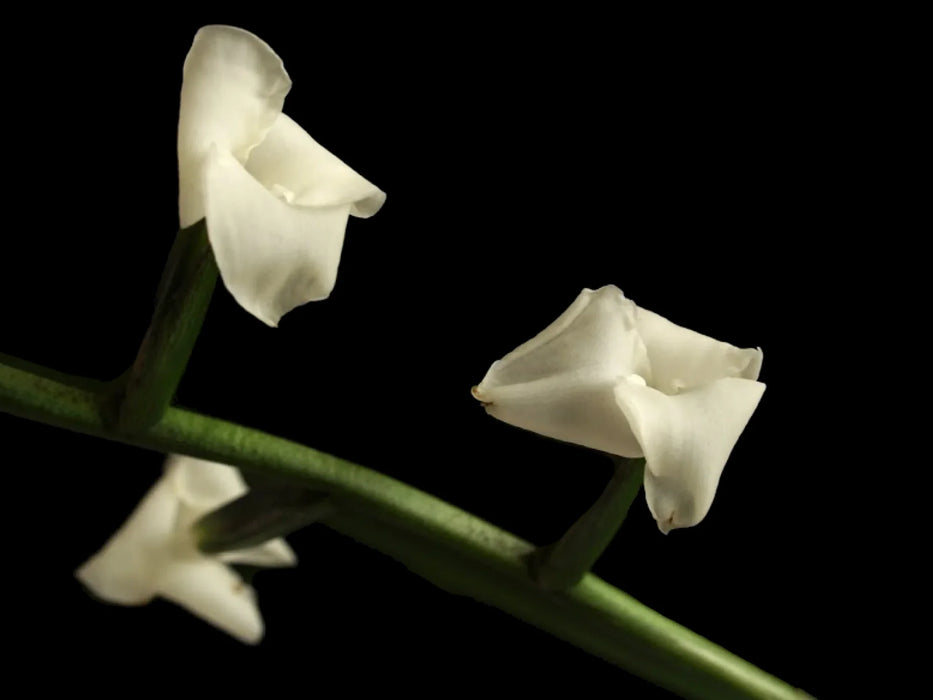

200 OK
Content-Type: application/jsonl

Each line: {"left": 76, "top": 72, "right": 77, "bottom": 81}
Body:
{"left": 178, "top": 25, "right": 385, "bottom": 327}
{"left": 472, "top": 285, "right": 765, "bottom": 533}
{"left": 76, "top": 455, "right": 296, "bottom": 644}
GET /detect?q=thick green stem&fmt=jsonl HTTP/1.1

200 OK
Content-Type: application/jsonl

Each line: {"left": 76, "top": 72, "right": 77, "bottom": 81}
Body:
{"left": 532, "top": 456, "right": 646, "bottom": 590}
{"left": 0, "top": 359, "right": 812, "bottom": 700}
{"left": 326, "top": 509, "right": 810, "bottom": 700}
{"left": 113, "top": 220, "right": 217, "bottom": 432}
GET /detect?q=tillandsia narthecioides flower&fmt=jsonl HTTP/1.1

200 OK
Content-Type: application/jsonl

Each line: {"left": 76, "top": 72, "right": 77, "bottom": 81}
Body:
{"left": 472, "top": 285, "right": 765, "bottom": 533}
{"left": 178, "top": 25, "right": 386, "bottom": 327}
{"left": 76, "top": 455, "right": 296, "bottom": 644}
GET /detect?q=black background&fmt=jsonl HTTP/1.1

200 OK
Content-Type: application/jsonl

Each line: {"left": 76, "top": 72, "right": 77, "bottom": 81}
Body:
{"left": 1, "top": 11, "right": 872, "bottom": 698}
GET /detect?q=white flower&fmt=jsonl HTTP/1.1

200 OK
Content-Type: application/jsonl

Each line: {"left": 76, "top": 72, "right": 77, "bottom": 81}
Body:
{"left": 178, "top": 25, "right": 385, "bottom": 327}
{"left": 472, "top": 285, "right": 765, "bottom": 533}
{"left": 75, "top": 455, "right": 296, "bottom": 644}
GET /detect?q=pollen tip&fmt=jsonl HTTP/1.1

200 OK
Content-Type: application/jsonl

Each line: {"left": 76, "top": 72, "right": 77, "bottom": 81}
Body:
{"left": 471, "top": 385, "right": 490, "bottom": 405}
{"left": 657, "top": 513, "right": 676, "bottom": 535}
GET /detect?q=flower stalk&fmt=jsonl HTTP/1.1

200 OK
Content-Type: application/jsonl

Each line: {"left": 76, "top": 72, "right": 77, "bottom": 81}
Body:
{"left": 531, "top": 456, "right": 645, "bottom": 590}
{"left": 114, "top": 220, "right": 218, "bottom": 432}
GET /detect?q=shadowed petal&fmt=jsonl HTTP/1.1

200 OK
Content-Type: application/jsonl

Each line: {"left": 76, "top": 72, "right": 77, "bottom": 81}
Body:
{"left": 246, "top": 113, "right": 386, "bottom": 217}
{"left": 178, "top": 25, "right": 292, "bottom": 227}
{"left": 158, "top": 558, "right": 264, "bottom": 644}
{"left": 634, "top": 307, "right": 763, "bottom": 395}
{"left": 615, "top": 377, "right": 766, "bottom": 533}
{"left": 202, "top": 145, "right": 352, "bottom": 326}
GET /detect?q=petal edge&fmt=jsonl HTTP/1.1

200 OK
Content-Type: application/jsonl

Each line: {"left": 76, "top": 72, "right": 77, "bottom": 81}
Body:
{"left": 246, "top": 113, "right": 386, "bottom": 217}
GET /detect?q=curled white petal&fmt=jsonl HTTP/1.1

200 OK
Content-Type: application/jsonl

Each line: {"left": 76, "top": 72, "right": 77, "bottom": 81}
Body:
{"left": 202, "top": 145, "right": 353, "bottom": 326}
{"left": 166, "top": 454, "right": 247, "bottom": 510}
{"left": 177, "top": 26, "right": 385, "bottom": 325}
{"left": 75, "top": 475, "right": 179, "bottom": 605}
{"left": 178, "top": 25, "right": 291, "bottom": 227}
{"left": 246, "top": 113, "right": 386, "bottom": 217}
{"left": 615, "top": 377, "right": 766, "bottom": 533}
{"left": 158, "top": 558, "right": 264, "bottom": 644}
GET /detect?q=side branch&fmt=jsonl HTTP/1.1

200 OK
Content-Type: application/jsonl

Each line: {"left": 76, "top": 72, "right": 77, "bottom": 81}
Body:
{"left": 114, "top": 220, "right": 218, "bottom": 432}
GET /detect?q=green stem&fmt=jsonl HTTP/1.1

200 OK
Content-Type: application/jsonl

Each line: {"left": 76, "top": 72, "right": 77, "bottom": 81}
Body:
{"left": 113, "top": 220, "right": 218, "bottom": 432}
{"left": 0, "top": 359, "right": 812, "bottom": 700}
{"left": 196, "top": 487, "right": 335, "bottom": 554}
{"left": 532, "top": 456, "right": 646, "bottom": 590}
{"left": 327, "top": 509, "right": 810, "bottom": 700}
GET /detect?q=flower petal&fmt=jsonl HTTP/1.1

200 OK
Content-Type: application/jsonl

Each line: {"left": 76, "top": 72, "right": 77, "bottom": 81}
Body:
{"left": 634, "top": 306, "right": 763, "bottom": 395}
{"left": 75, "top": 474, "right": 179, "bottom": 605}
{"left": 614, "top": 377, "right": 766, "bottom": 533}
{"left": 166, "top": 454, "right": 247, "bottom": 511}
{"left": 178, "top": 25, "right": 292, "bottom": 227}
{"left": 474, "top": 286, "right": 655, "bottom": 455}
{"left": 203, "top": 145, "right": 353, "bottom": 326}
{"left": 474, "top": 286, "right": 650, "bottom": 392}
{"left": 246, "top": 113, "right": 386, "bottom": 217}
{"left": 221, "top": 538, "right": 298, "bottom": 567}
{"left": 157, "top": 559, "right": 264, "bottom": 644}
